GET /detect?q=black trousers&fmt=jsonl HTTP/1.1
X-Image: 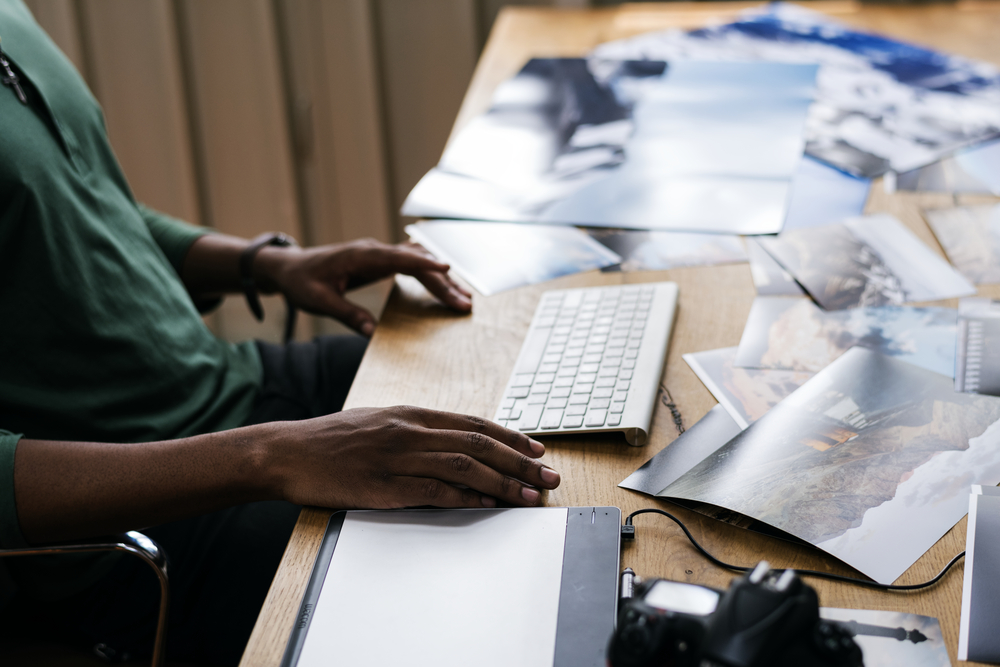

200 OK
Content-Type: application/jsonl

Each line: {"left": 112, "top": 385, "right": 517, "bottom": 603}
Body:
{"left": 6, "top": 335, "right": 367, "bottom": 666}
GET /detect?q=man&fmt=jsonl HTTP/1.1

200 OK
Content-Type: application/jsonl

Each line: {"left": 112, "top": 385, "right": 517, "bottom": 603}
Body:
{"left": 0, "top": 1, "right": 560, "bottom": 663}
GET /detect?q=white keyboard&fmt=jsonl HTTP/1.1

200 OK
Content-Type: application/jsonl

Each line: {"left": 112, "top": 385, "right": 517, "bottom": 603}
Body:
{"left": 494, "top": 282, "right": 678, "bottom": 446}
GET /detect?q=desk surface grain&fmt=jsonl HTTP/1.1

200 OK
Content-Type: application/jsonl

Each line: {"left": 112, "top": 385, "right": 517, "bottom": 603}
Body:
{"left": 241, "top": 3, "right": 1000, "bottom": 665}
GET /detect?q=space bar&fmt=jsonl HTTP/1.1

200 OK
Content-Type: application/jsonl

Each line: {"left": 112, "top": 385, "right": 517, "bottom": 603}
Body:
{"left": 514, "top": 327, "right": 552, "bottom": 374}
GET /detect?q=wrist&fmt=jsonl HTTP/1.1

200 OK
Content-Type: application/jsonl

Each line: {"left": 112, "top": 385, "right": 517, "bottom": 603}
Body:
{"left": 253, "top": 243, "right": 299, "bottom": 294}
{"left": 234, "top": 421, "right": 290, "bottom": 502}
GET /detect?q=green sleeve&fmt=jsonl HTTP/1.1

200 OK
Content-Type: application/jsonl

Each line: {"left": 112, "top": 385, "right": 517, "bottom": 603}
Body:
{"left": 0, "top": 431, "right": 26, "bottom": 549}
{"left": 138, "top": 204, "right": 213, "bottom": 275}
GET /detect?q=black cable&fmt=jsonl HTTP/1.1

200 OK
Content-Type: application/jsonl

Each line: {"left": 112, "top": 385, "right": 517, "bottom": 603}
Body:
{"left": 626, "top": 508, "right": 965, "bottom": 592}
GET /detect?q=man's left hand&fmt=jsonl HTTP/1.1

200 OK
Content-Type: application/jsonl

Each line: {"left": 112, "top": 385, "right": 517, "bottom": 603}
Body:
{"left": 256, "top": 238, "right": 472, "bottom": 335}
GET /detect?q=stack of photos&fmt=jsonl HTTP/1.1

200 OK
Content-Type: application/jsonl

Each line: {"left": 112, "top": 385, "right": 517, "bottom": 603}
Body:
{"left": 683, "top": 347, "right": 812, "bottom": 429}
{"left": 403, "top": 57, "right": 817, "bottom": 235}
{"left": 653, "top": 348, "right": 1000, "bottom": 584}
{"left": 896, "top": 139, "right": 1000, "bottom": 195}
{"left": 734, "top": 296, "right": 957, "bottom": 376}
{"left": 756, "top": 215, "right": 975, "bottom": 310}
{"left": 592, "top": 2, "right": 1000, "bottom": 178}
{"left": 405, "top": 220, "right": 620, "bottom": 296}
{"left": 587, "top": 229, "right": 746, "bottom": 272}
{"left": 955, "top": 298, "right": 1000, "bottom": 397}
{"left": 821, "top": 609, "right": 951, "bottom": 667}
{"left": 924, "top": 204, "right": 1000, "bottom": 285}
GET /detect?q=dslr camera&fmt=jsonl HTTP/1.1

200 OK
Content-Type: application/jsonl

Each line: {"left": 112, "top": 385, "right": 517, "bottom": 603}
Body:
{"left": 607, "top": 562, "right": 863, "bottom": 667}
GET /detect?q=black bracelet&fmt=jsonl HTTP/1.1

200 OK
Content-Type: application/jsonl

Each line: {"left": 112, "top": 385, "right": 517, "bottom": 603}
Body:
{"left": 240, "top": 232, "right": 298, "bottom": 342}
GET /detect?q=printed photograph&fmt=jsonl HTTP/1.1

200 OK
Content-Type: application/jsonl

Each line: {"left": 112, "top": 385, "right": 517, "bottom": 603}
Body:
{"left": 955, "top": 298, "right": 1000, "bottom": 396}
{"left": 783, "top": 156, "right": 871, "bottom": 232}
{"left": 403, "top": 57, "right": 816, "bottom": 235}
{"left": 821, "top": 609, "right": 951, "bottom": 667}
{"left": 683, "top": 346, "right": 812, "bottom": 428}
{"left": 897, "top": 139, "right": 1000, "bottom": 195}
{"left": 588, "top": 229, "right": 746, "bottom": 272}
{"left": 746, "top": 238, "right": 805, "bottom": 296}
{"left": 593, "top": 2, "right": 1000, "bottom": 178}
{"left": 405, "top": 220, "right": 620, "bottom": 296}
{"left": 924, "top": 204, "right": 1000, "bottom": 284}
{"left": 757, "top": 215, "right": 974, "bottom": 310}
{"left": 734, "top": 296, "right": 957, "bottom": 377}
{"left": 660, "top": 347, "right": 1000, "bottom": 584}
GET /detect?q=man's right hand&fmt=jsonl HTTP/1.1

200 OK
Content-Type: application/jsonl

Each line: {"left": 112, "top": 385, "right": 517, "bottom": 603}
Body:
{"left": 265, "top": 406, "right": 560, "bottom": 510}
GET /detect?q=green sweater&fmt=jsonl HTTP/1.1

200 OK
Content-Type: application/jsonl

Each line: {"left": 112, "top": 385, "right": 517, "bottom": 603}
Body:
{"left": 0, "top": 0, "right": 262, "bottom": 601}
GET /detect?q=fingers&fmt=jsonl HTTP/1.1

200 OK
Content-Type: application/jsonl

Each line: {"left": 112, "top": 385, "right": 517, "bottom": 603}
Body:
{"left": 392, "top": 476, "right": 500, "bottom": 509}
{"left": 416, "top": 270, "right": 473, "bottom": 313}
{"left": 319, "top": 293, "right": 377, "bottom": 336}
{"left": 410, "top": 409, "right": 544, "bottom": 458}
{"left": 356, "top": 242, "right": 450, "bottom": 277}
{"left": 408, "top": 448, "right": 556, "bottom": 507}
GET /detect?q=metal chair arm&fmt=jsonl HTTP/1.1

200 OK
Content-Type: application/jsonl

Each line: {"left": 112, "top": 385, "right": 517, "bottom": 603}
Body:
{"left": 0, "top": 531, "right": 169, "bottom": 667}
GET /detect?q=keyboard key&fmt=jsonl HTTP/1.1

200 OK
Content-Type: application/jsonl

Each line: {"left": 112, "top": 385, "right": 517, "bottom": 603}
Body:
{"left": 615, "top": 380, "right": 630, "bottom": 391}
{"left": 550, "top": 335, "right": 569, "bottom": 345}
{"left": 585, "top": 410, "right": 607, "bottom": 427}
{"left": 546, "top": 397, "right": 568, "bottom": 409}
{"left": 610, "top": 402, "right": 625, "bottom": 414}
{"left": 508, "top": 386, "right": 529, "bottom": 398}
{"left": 530, "top": 383, "right": 552, "bottom": 395}
{"left": 613, "top": 390, "right": 628, "bottom": 402}
{"left": 618, "top": 370, "right": 633, "bottom": 380}
{"left": 509, "top": 407, "right": 523, "bottom": 420}
{"left": 502, "top": 397, "right": 516, "bottom": 408}
{"left": 579, "top": 363, "right": 599, "bottom": 374}
{"left": 596, "top": 377, "right": 616, "bottom": 387}
{"left": 562, "top": 415, "right": 584, "bottom": 428}
{"left": 605, "top": 347, "right": 624, "bottom": 358}
{"left": 557, "top": 367, "right": 577, "bottom": 378}
{"left": 569, "top": 394, "right": 590, "bottom": 405}
{"left": 566, "top": 404, "right": 587, "bottom": 416}
{"left": 517, "top": 404, "right": 544, "bottom": 431}
{"left": 577, "top": 373, "right": 597, "bottom": 384}
{"left": 540, "top": 410, "right": 563, "bottom": 429}
{"left": 527, "top": 394, "right": 547, "bottom": 405}
{"left": 536, "top": 373, "right": 556, "bottom": 384}
{"left": 550, "top": 386, "right": 571, "bottom": 399}
{"left": 553, "top": 378, "right": 573, "bottom": 388}
{"left": 561, "top": 356, "right": 581, "bottom": 367}
{"left": 572, "top": 384, "right": 593, "bottom": 394}
{"left": 545, "top": 344, "right": 566, "bottom": 355}
{"left": 497, "top": 408, "right": 511, "bottom": 420}
{"left": 542, "top": 353, "right": 561, "bottom": 364}
{"left": 582, "top": 353, "right": 602, "bottom": 364}
{"left": 564, "top": 347, "right": 584, "bottom": 358}
{"left": 608, "top": 414, "right": 622, "bottom": 426}
{"left": 598, "top": 367, "right": 618, "bottom": 377}
{"left": 589, "top": 398, "right": 610, "bottom": 409}
{"left": 539, "top": 362, "right": 559, "bottom": 373}
{"left": 512, "top": 374, "right": 534, "bottom": 387}
{"left": 621, "top": 359, "right": 636, "bottom": 370}
{"left": 593, "top": 387, "right": 613, "bottom": 399}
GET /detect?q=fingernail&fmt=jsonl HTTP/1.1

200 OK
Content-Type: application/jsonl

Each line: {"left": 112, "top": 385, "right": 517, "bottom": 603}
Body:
{"left": 521, "top": 487, "right": 540, "bottom": 504}
{"left": 529, "top": 439, "right": 545, "bottom": 456}
{"left": 481, "top": 496, "right": 497, "bottom": 508}
{"left": 361, "top": 321, "right": 374, "bottom": 336}
{"left": 540, "top": 467, "right": 560, "bottom": 486}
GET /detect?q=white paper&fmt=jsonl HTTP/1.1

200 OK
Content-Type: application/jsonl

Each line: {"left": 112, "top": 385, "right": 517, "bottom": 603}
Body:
{"left": 297, "top": 508, "right": 569, "bottom": 667}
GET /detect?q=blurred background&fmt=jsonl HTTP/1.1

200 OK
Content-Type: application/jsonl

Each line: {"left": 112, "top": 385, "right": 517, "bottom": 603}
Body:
{"left": 25, "top": 0, "right": 640, "bottom": 341}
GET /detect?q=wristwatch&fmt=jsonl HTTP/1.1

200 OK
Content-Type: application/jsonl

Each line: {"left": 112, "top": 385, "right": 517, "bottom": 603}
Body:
{"left": 240, "top": 232, "right": 298, "bottom": 342}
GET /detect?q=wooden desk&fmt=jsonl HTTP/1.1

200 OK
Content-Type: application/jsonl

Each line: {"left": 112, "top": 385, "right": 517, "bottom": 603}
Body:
{"left": 241, "top": 3, "right": 1000, "bottom": 665}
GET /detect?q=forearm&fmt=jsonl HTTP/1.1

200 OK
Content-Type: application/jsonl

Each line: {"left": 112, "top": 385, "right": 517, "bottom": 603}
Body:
{"left": 13, "top": 423, "right": 284, "bottom": 544}
{"left": 180, "top": 232, "right": 292, "bottom": 299}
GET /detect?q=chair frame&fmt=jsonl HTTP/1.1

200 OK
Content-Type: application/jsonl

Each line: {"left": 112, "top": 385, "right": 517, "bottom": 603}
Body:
{"left": 0, "top": 531, "right": 168, "bottom": 667}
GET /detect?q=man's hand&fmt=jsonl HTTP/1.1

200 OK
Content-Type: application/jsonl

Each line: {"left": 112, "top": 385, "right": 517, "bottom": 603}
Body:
{"left": 256, "top": 239, "right": 472, "bottom": 335}
{"left": 267, "top": 406, "right": 559, "bottom": 509}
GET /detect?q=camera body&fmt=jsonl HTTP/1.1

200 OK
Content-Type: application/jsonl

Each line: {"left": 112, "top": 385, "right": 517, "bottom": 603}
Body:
{"left": 607, "top": 563, "right": 863, "bottom": 667}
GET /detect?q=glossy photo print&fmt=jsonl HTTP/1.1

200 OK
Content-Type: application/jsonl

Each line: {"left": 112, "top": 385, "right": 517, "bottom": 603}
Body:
{"left": 405, "top": 220, "right": 620, "bottom": 296}
{"left": 955, "top": 298, "right": 1000, "bottom": 397}
{"left": 896, "top": 139, "right": 1000, "bottom": 195}
{"left": 733, "top": 296, "right": 957, "bottom": 376}
{"left": 588, "top": 229, "right": 746, "bottom": 271}
{"left": 660, "top": 348, "right": 1000, "bottom": 584}
{"left": 683, "top": 346, "right": 812, "bottom": 429}
{"left": 746, "top": 238, "right": 805, "bottom": 296}
{"left": 593, "top": 2, "right": 1000, "bottom": 178}
{"left": 924, "top": 204, "right": 1000, "bottom": 285}
{"left": 820, "top": 609, "right": 951, "bottom": 667}
{"left": 756, "top": 215, "right": 974, "bottom": 311}
{"left": 403, "top": 57, "right": 816, "bottom": 234}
